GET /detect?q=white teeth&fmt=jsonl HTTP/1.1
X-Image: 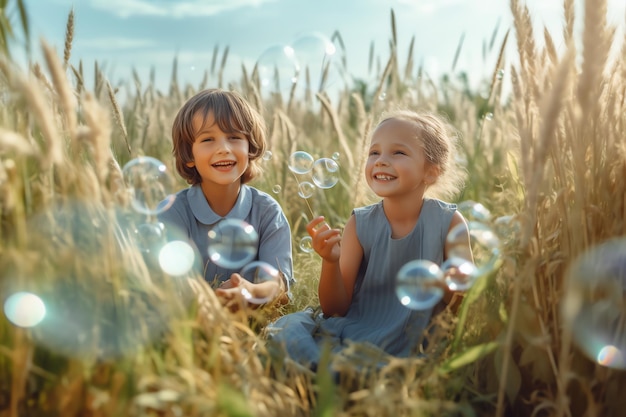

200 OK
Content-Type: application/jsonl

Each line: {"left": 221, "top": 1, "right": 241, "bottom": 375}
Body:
{"left": 375, "top": 174, "right": 394, "bottom": 180}
{"left": 213, "top": 161, "right": 235, "bottom": 167}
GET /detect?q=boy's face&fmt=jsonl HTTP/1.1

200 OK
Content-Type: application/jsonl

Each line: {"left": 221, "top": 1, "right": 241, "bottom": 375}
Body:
{"left": 365, "top": 118, "right": 437, "bottom": 199}
{"left": 185, "top": 111, "right": 250, "bottom": 187}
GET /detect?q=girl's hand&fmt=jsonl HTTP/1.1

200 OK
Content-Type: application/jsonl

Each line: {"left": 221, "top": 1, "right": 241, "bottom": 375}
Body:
{"left": 306, "top": 216, "right": 341, "bottom": 263}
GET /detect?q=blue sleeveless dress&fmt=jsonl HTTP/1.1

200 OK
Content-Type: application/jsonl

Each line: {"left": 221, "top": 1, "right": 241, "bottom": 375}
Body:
{"left": 267, "top": 198, "right": 457, "bottom": 366}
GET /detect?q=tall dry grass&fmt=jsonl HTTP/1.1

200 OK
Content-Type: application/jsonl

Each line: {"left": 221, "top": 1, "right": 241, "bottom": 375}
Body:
{"left": 1, "top": 0, "right": 625, "bottom": 416}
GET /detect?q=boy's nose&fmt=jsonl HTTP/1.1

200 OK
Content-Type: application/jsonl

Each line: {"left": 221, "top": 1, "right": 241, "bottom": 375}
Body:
{"left": 216, "top": 138, "right": 232, "bottom": 153}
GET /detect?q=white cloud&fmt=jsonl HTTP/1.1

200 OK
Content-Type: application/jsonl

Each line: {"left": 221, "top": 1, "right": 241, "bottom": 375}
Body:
{"left": 78, "top": 37, "right": 157, "bottom": 50}
{"left": 89, "top": 0, "right": 277, "bottom": 18}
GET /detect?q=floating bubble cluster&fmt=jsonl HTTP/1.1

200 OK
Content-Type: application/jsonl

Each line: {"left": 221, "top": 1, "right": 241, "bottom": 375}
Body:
{"left": 1, "top": 201, "right": 195, "bottom": 360}
{"left": 395, "top": 202, "right": 504, "bottom": 310}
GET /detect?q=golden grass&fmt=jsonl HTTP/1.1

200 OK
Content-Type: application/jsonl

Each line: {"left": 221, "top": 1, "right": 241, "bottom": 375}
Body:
{"left": 1, "top": 1, "right": 626, "bottom": 416}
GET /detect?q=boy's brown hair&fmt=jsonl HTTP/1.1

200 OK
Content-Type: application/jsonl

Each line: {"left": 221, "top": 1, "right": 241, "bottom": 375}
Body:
{"left": 171, "top": 89, "right": 266, "bottom": 185}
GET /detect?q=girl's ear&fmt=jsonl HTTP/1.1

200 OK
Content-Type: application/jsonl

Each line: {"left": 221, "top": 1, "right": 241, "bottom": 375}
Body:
{"left": 186, "top": 161, "right": 195, "bottom": 168}
{"left": 425, "top": 165, "right": 440, "bottom": 184}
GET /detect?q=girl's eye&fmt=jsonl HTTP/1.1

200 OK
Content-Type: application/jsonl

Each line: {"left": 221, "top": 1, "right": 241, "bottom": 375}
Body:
{"left": 200, "top": 137, "right": 213, "bottom": 142}
{"left": 394, "top": 151, "right": 406, "bottom": 155}
{"left": 368, "top": 151, "right": 379, "bottom": 156}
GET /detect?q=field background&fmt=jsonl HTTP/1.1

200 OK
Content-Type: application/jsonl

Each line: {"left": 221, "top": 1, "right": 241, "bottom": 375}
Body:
{"left": 1, "top": 0, "right": 626, "bottom": 416}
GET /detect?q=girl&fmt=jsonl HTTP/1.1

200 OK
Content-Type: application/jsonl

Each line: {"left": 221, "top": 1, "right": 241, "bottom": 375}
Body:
{"left": 267, "top": 109, "right": 472, "bottom": 367}
{"left": 158, "top": 89, "right": 293, "bottom": 308}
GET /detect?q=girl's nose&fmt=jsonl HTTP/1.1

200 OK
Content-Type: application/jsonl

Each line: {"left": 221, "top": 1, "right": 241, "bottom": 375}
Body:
{"left": 375, "top": 155, "right": 389, "bottom": 166}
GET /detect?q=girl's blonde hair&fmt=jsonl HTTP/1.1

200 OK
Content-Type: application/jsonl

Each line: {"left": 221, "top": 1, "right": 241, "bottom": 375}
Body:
{"left": 171, "top": 88, "right": 266, "bottom": 185}
{"left": 376, "top": 109, "right": 466, "bottom": 201}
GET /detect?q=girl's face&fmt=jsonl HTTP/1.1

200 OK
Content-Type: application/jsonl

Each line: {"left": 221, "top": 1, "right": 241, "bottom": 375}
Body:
{"left": 365, "top": 118, "right": 437, "bottom": 199}
{"left": 186, "top": 111, "right": 250, "bottom": 187}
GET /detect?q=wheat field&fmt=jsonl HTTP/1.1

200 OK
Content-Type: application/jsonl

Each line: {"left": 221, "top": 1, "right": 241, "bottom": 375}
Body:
{"left": 1, "top": 0, "right": 625, "bottom": 416}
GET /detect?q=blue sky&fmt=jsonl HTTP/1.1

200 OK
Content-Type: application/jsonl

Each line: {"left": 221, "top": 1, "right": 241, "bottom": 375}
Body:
{"left": 17, "top": 0, "right": 626, "bottom": 94}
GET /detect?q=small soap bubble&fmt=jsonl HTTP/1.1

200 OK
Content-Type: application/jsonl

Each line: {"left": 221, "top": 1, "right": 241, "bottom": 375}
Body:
{"left": 288, "top": 151, "right": 315, "bottom": 174}
{"left": 395, "top": 260, "right": 444, "bottom": 310}
{"left": 297, "top": 181, "right": 315, "bottom": 199}
{"left": 493, "top": 214, "right": 521, "bottom": 244}
{"left": 272, "top": 185, "right": 282, "bottom": 194}
{"left": 122, "top": 156, "right": 176, "bottom": 216}
{"left": 263, "top": 151, "right": 273, "bottom": 161}
{"left": 457, "top": 200, "right": 492, "bottom": 222}
{"left": 496, "top": 69, "right": 505, "bottom": 80}
{"left": 447, "top": 221, "right": 501, "bottom": 279}
{"left": 484, "top": 112, "right": 494, "bottom": 121}
{"left": 239, "top": 261, "right": 281, "bottom": 304}
{"left": 441, "top": 257, "right": 479, "bottom": 291}
{"left": 311, "top": 158, "right": 339, "bottom": 189}
{"left": 562, "top": 238, "right": 626, "bottom": 370}
{"left": 378, "top": 92, "right": 387, "bottom": 101}
{"left": 133, "top": 221, "right": 166, "bottom": 253}
{"left": 331, "top": 152, "right": 340, "bottom": 161}
{"left": 208, "top": 219, "right": 259, "bottom": 269}
{"left": 299, "top": 235, "right": 314, "bottom": 253}
{"left": 4, "top": 291, "right": 46, "bottom": 328}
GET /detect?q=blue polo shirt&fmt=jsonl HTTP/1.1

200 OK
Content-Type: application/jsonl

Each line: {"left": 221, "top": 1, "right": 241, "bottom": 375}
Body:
{"left": 157, "top": 184, "right": 294, "bottom": 291}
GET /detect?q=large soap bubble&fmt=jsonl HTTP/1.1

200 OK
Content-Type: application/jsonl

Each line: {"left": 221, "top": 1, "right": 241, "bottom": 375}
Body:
{"left": 122, "top": 156, "right": 176, "bottom": 216}
{"left": 208, "top": 219, "right": 259, "bottom": 269}
{"left": 395, "top": 260, "right": 444, "bottom": 310}
{"left": 562, "top": 238, "right": 626, "bottom": 370}
{"left": 239, "top": 261, "right": 281, "bottom": 304}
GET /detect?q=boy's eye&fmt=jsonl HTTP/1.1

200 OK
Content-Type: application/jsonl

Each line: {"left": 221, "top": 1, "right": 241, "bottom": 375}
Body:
{"left": 394, "top": 151, "right": 406, "bottom": 155}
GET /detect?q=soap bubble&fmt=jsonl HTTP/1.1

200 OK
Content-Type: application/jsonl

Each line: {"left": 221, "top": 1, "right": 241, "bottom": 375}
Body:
{"left": 457, "top": 200, "right": 492, "bottom": 222}
{"left": 311, "top": 157, "right": 340, "bottom": 189}
{"left": 395, "top": 260, "right": 444, "bottom": 310}
{"left": 256, "top": 44, "right": 299, "bottom": 98}
{"left": 239, "top": 261, "right": 281, "bottom": 304}
{"left": 122, "top": 156, "right": 176, "bottom": 216}
{"left": 288, "top": 151, "right": 315, "bottom": 174}
{"left": 299, "top": 235, "right": 314, "bottom": 253}
{"left": 272, "top": 184, "right": 282, "bottom": 194}
{"left": 447, "top": 221, "right": 501, "bottom": 279}
{"left": 133, "top": 221, "right": 166, "bottom": 254}
{"left": 291, "top": 32, "right": 338, "bottom": 95}
{"left": 4, "top": 291, "right": 46, "bottom": 328}
{"left": 297, "top": 181, "right": 315, "bottom": 199}
{"left": 208, "top": 219, "right": 258, "bottom": 269}
{"left": 441, "top": 257, "right": 479, "bottom": 291}
{"left": 263, "top": 151, "right": 273, "bottom": 161}
{"left": 562, "top": 238, "right": 626, "bottom": 370}
{"left": 159, "top": 240, "right": 197, "bottom": 276}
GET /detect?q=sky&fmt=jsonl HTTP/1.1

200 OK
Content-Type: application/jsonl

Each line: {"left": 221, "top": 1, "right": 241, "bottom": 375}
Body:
{"left": 11, "top": 0, "right": 626, "bottom": 96}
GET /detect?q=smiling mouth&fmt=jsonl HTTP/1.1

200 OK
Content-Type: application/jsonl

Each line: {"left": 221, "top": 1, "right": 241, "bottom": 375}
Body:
{"left": 374, "top": 174, "right": 395, "bottom": 181}
{"left": 212, "top": 161, "right": 236, "bottom": 168}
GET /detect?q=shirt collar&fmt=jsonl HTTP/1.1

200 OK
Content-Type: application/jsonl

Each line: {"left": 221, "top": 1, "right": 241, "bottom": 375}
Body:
{"left": 187, "top": 183, "right": 252, "bottom": 225}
